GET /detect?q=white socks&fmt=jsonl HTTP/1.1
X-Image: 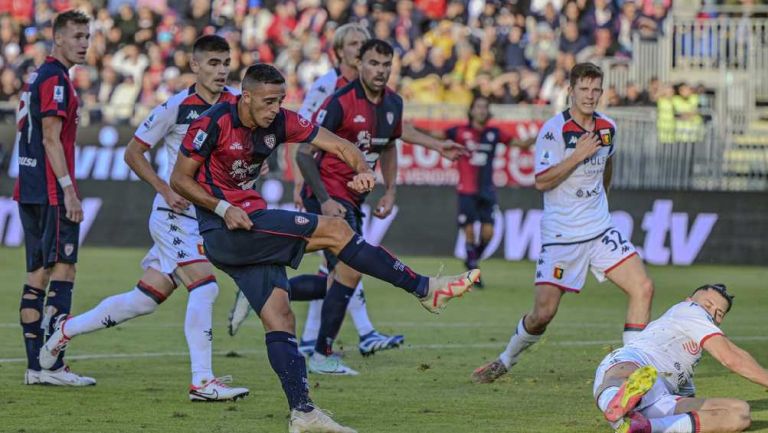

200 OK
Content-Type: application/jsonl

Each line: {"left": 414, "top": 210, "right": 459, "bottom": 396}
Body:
{"left": 186, "top": 281, "right": 219, "bottom": 386}
{"left": 65, "top": 288, "right": 158, "bottom": 337}
{"left": 302, "top": 280, "right": 374, "bottom": 341}
{"left": 597, "top": 386, "right": 619, "bottom": 413}
{"left": 650, "top": 414, "right": 694, "bottom": 433}
{"left": 499, "top": 317, "right": 542, "bottom": 368}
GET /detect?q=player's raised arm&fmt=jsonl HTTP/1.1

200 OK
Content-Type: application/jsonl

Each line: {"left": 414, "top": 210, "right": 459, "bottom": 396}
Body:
{"left": 402, "top": 122, "right": 468, "bottom": 160}
{"left": 309, "top": 127, "right": 375, "bottom": 194}
{"left": 703, "top": 335, "right": 768, "bottom": 388}
{"left": 42, "top": 116, "right": 82, "bottom": 223}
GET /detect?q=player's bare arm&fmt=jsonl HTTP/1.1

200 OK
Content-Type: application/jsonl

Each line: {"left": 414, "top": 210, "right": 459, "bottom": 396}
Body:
{"left": 535, "top": 132, "right": 601, "bottom": 191}
{"left": 374, "top": 142, "right": 397, "bottom": 219}
{"left": 509, "top": 137, "right": 536, "bottom": 149}
{"left": 42, "top": 116, "right": 82, "bottom": 223}
{"left": 288, "top": 143, "right": 305, "bottom": 211}
{"left": 309, "top": 127, "right": 375, "bottom": 194}
{"left": 170, "top": 153, "right": 253, "bottom": 231}
{"left": 402, "top": 122, "right": 468, "bottom": 160}
{"left": 295, "top": 141, "right": 347, "bottom": 217}
{"left": 603, "top": 155, "right": 613, "bottom": 195}
{"left": 124, "top": 138, "right": 190, "bottom": 213}
{"left": 703, "top": 334, "right": 768, "bottom": 388}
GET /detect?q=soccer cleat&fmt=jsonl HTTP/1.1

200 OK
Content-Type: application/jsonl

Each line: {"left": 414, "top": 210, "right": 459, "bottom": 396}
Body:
{"left": 189, "top": 375, "right": 250, "bottom": 402}
{"left": 24, "top": 369, "right": 42, "bottom": 385}
{"left": 604, "top": 366, "right": 658, "bottom": 423}
{"left": 39, "top": 315, "right": 71, "bottom": 370}
{"left": 420, "top": 269, "right": 480, "bottom": 314}
{"left": 298, "top": 339, "right": 316, "bottom": 357}
{"left": 471, "top": 359, "right": 509, "bottom": 384}
{"left": 358, "top": 330, "right": 404, "bottom": 357}
{"left": 308, "top": 355, "right": 359, "bottom": 376}
{"left": 474, "top": 275, "right": 485, "bottom": 289}
{"left": 615, "top": 412, "right": 652, "bottom": 433}
{"left": 228, "top": 289, "right": 252, "bottom": 336}
{"left": 288, "top": 407, "right": 357, "bottom": 433}
{"left": 39, "top": 366, "right": 96, "bottom": 386}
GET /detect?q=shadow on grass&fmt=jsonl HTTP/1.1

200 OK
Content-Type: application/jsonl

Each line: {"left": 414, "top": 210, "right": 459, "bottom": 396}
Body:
{"left": 748, "top": 398, "right": 768, "bottom": 412}
{"left": 748, "top": 420, "right": 768, "bottom": 431}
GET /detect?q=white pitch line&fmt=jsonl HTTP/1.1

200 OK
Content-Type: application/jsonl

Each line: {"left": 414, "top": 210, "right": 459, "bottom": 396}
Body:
{"left": 2, "top": 336, "right": 767, "bottom": 364}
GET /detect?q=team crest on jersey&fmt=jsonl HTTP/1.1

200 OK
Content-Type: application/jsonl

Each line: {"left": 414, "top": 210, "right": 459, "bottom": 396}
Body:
{"left": 264, "top": 134, "right": 276, "bottom": 149}
{"left": 53, "top": 86, "right": 64, "bottom": 103}
{"left": 386, "top": 112, "right": 394, "bottom": 125}
{"left": 64, "top": 243, "right": 74, "bottom": 257}
{"left": 295, "top": 215, "right": 310, "bottom": 225}
{"left": 599, "top": 129, "right": 612, "bottom": 145}
{"left": 316, "top": 109, "right": 327, "bottom": 124}
{"left": 553, "top": 266, "right": 564, "bottom": 280}
{"left": 193, "top": 130, "right": 208, "bottom": 149}
{"left": 298, "top": 116, "right": 311, "bottom": 128}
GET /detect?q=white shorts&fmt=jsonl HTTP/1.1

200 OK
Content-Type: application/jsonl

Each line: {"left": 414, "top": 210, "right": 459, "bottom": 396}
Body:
{"left": 594, "top": 348, "right": 681, "bottom": 419}
{"left": 140, "top": 203, "right": 207, "bottom": 275}
{"left": 535, "top": 228, "right": 637, "bottom": 292}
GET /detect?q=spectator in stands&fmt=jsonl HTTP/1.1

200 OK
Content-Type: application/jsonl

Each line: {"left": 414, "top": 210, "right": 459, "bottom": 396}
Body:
{"left": 673, "top": 82, "right": 704, "bottom": 142}
{"left": 622, "top": 81, "right": 651, "bottom": 106}
{"left": 502, "top": 25, "right": 528, "bottom": 70}
{"left": 104, "top": 74, "right": 140, "bottom": 125}
{"left": 111, "top": 44, "right": 149, "bottom": 85}
{"left": 560, "top": 21, "right": 590, "bottom": 55}
{"left": 657, "top": 83, "right": 676, "bottom": 144}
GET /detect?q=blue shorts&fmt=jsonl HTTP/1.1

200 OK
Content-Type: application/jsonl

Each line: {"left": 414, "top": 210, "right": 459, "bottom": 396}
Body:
{"left": 217, "top": 263, "right": 289, "bottom": 315}
{"left": 302, "top": 195, "right": 362, "bottom": 270}
{"left": 18, "top": 203, "right": 80, "bottom": 272}
{"left": 457, "top": 194, "right": 496, "bottom": 226}
{"left": 201, "top": 208, "right": 319, "bottom": 269}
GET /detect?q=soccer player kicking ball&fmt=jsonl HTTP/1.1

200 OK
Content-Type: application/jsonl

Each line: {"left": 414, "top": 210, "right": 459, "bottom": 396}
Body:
{"left": 170, "top": 63, "right": 478, "bottom": 433}
{"left": 593, "top": 284, "right": 765, "bottom": 433}
{"left": 41, "top": 35, "right": 248, "bottom": 401}
{"left": 472, "top": 63, "right": 655, "bottom": 383}
{"left": 14, "top": 10, "right": 94, "bottom": 386}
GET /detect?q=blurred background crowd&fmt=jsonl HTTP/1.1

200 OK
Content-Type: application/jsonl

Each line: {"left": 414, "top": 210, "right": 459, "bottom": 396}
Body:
{"left": 0, "top": 0, "right": 713, "bottom": 126}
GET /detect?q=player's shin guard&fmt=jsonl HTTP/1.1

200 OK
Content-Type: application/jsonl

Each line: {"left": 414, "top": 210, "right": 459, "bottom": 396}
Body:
{"left": 265, "top": 331, "right": 314, "bottom": 413}
{"left": 315, "top": 281, "right": 356, "bottom": 355}
{"left": 337, "top": 235, "right": 429, "bottom": 296}
{"left": 64, "top": 287, "right": 160, "bottom": 336}
{"left": 43, "top": 281, "right": 74, "bottom": 370}
{"left": 20, "top": 285, "right": 45, "bottom": 371}
{"left": 185, "top": 277, "right": 218, "bottom": 386}
{"left": 499, "top": 316, "right": 542, "bottom": 368}
{"left": 288, "top": 274, "right": 327, "bottom": 301}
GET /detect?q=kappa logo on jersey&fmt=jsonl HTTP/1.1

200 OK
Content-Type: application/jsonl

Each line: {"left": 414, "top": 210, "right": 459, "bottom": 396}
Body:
{"left": 569, "top": 136, "right": 578, "bottom": 145}
{"left": 230, "top": 142, "right": 243, "bottom": 150}
{"left": 386, "top": 112, "right": 394, "bottom": 125}
{"left": 186, "top": 110, "right": 200, "bottom": 121}
{"left": 553, "top": 266, "right": 564, "bottom": 280}
{"left": 682, "top": 340, "right": 701, "bottom": 355}
{"left": 353, "top": 114, "right": 366, "bottom": 123}
{"left": 295, "top": 215, "right": 310, "bottom": 225}
{"left": 599, "top": 129, "right": 612, "bottom": 145}
{"left": 193, "top": 130, "right": 208, "bottom": 149}
{"left": 316, "top": 109, "right": 327, "bottom": 124}
{"left": 53, "top": 85, "right": 64, "bottom": 103}
{"left": 543, "top": 131, "right": 555, "bottom": 141}
{"left": 298, "top": 116, "right": 311, "bottom": 128}
{"left": 264, "top": 134, "right": 276, "bottom": 149}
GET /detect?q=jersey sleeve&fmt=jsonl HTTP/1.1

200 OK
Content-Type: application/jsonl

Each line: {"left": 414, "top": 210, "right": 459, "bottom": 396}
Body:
{"left": 133, "top": 100, "right": 178, "bottom": 149}
{"left": 180, "top": 115, "right": 220, "bottom": 162}
{"left": 534, "top": 118, "right": 565, "bottom": 175}
{"left": 314, "top": 97, "right": 343, "bottom": 133}
{"left": 681, "top": 304, "right": 725, "bottom": 346}
{"left": 36, "top": 74, "right": 69, "bottom": 120}
{"left": 284, "top": 109, "right": 319, "bottom": 144}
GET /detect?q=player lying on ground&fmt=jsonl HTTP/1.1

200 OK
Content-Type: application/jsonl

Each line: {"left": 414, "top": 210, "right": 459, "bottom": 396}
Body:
{"left": 472, "top": 63, "right": 655, "bottom": 384}
{"left": 40, "top": 35, "right": 249, "bottom": 400}
{"left": 593, "top": 283, "right": 767, "bottom": 433}
{"left": 168, "top": 63, "right": 479, "bottom": 432}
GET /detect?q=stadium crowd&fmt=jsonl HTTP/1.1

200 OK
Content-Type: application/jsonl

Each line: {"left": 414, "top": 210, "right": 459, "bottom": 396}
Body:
{"left": 0, "top": 0, "right": 675, "bottom": 125}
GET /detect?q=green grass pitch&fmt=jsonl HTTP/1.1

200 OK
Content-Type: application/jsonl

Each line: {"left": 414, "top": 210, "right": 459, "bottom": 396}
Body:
{"left": 1, "top": 247, "right": 767, "bottom": 432}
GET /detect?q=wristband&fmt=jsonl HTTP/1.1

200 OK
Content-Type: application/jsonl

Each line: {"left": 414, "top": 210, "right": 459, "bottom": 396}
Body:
{"left": 214, "top": 200, "right": 232, "bottom": 218}
{"left": 57, "top": 175, "right": 73, "bottom": 188}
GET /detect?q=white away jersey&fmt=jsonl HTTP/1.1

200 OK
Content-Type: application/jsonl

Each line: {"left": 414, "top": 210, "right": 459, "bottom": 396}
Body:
{"left": 298, "top": 68, "right": 342, "bottom": 120}
{"left": 534, "top": 110, "right": 617, "bottom": 245}
{"left": 626, "top": 301, "right": 724, "bottom": 393}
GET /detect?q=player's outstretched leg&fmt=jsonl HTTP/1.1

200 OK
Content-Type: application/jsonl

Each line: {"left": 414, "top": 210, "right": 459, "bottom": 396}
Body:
{"left": 603, "top": 365, "right": 657, "bottom": 423}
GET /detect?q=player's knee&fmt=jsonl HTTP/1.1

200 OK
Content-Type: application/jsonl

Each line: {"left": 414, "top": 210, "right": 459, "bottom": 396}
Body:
{"left": 326, "top": 217, "right": 354, "bottom": 243}
{"left": 50, "top": 263, "right": 76, "bottom": 281}
{"left": 528, "top": 308, "right": 556, "bottom": 330}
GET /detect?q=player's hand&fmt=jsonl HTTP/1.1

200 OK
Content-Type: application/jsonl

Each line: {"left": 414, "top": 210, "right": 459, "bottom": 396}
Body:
{"left": 573, "top": 132, "right": 602, "bottom": 160}
{"left": 293, "top": 181, "right": 304, "bottom": 211}
{"left": 321, "top": 198, "right": 347, "bottom": 218}
{"left": 347, "top": 171, "right": 375, "bottom": 194}
{"left": 63, "top": 188, "right": 83, "bottom": 223}
{"left": 438, "top": 140, "right": 469, "bottom": 161}
{"left": 160, "top": 185, "right": 190, "bottom": 214}
{"left": 373, "top": 190, "right": 395, "bottom": 219}
{"left": 223, "top": 206, "right": 253, "bottom": 231}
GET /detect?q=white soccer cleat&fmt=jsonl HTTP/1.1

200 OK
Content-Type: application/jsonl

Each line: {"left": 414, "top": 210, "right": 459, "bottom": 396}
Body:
{"left": 308, "top": 355, "right": 359, "bottom": 376}
{"left": 420, "top": 269, "right": 480, "bottom": 314}
{"left": 228, "top": 290, "right": 252, "bottom": 336}
{"left": 189, "top": 375, "right": 250, "bottom": 402}
{"left": 39, "top": 315, "right": 71, "bottom": 370}
{"left": 39, "top": 366, "right": 96, "bottom": 386}
{"left": 288, "top": 407, "right": 357, "bottom": 433}
{"left": 24, "top": 369, "right": 42, "bottom": 385}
